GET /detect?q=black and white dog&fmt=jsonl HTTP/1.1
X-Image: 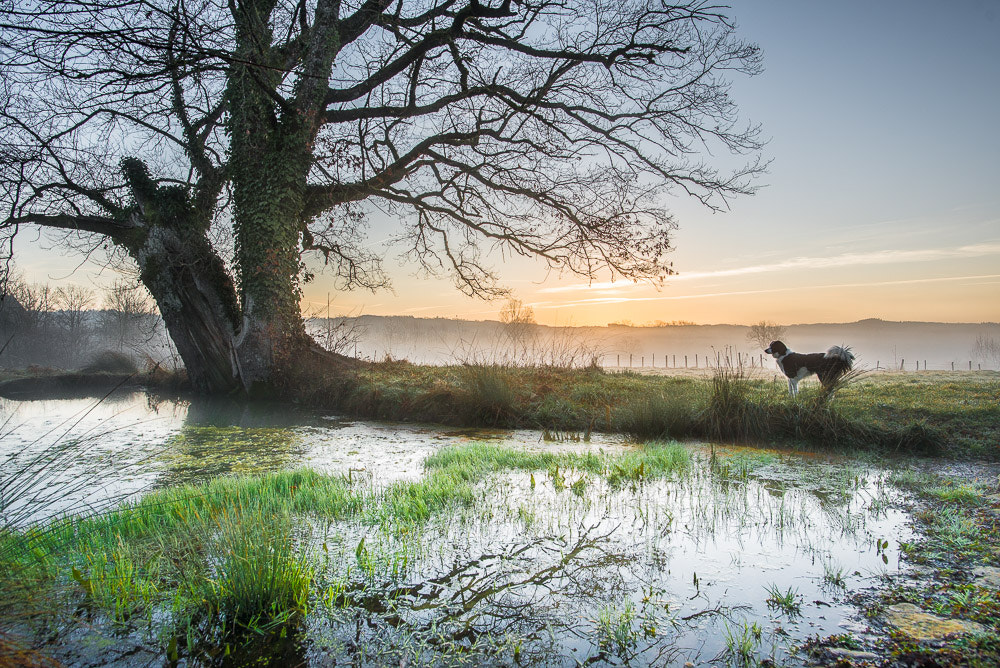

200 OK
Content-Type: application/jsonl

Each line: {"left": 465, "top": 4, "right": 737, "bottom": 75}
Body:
{"left": 765, "top": 341, "right": 855, "bottom": 396}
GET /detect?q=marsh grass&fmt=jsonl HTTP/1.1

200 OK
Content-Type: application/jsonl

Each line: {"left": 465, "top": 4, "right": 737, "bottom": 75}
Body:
{"left": 614, "top": 391, "right": 695, "bottom": 440}
{"left": 285, "top": 359, "right": 984, "bottom": 455}
{"left": 596, "top": 600, "right": 639, "bottom": 659}
{"left": 720, "top": 620, "right": 763, "bottom": 667}
{"left": 457, "top": 364, "right": 519, "bottom": 425}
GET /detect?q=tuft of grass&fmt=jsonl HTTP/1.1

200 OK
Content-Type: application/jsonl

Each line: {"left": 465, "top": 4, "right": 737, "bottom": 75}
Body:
{"left": 822, "top": 561, "right": 847, "bottom": 589}
{"left": 614, "top": 391, "right": 695, "bottom": 440}
{"left": 596, "top": 600, "right": 638, "bottom": 658}
{"left": 720, "top": 620, "right": 763, "bottom": 667}
{"left": 201, "top": 509, "right": 313, "bottom": 627}
{"left": 702, "top": 366, "right": 771, "bottom": 442}
{"left": 458, "top": 364, "right": 519, "bottom": 425}
{"left": 764, "top": 583, "right": 802, "bottom": 616}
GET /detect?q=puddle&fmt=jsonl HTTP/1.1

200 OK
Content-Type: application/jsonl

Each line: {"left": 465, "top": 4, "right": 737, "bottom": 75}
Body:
{"left": 298, "top": 457, "right": 912, "bottom": 666}
{"left": 1, "top": 392, "right": 919, "bottom": 666}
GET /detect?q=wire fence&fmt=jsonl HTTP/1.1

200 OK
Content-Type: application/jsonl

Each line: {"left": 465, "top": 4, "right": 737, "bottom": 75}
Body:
{"left": 600, "top": 352, "right": 997, "bottom": 372}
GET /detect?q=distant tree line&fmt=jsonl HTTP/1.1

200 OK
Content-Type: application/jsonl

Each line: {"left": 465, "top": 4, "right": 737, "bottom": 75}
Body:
{"left": 0, "top": 276, "right": 173, "bottom": 369}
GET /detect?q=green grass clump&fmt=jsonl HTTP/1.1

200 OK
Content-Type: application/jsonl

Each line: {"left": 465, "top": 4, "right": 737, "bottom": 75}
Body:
{"left": 202, "top": 510, "right": 313, "bottom": 626}
{"left": 764, "top": 583, "right": 802, "bottom": 616}
{"left": 458, "top": 365, "right": 519, "bottom": 425}
{"left": 614, "top": 391, "right": 695, "bottom": 440}
{"left": 423, "top": 441, "right": 690, "bottom": 485}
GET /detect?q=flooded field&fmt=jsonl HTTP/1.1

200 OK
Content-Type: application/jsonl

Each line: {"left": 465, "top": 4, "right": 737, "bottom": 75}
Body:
{"left": 0, "top": 392, "right": 625, "bottom": 525}
{"left": 0, "top": 392, "right": 976, "bottom": 666}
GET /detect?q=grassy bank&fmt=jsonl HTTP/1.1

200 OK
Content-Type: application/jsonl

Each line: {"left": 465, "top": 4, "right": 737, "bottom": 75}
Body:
{"left": 287, "top": 362, "right": 1000, "bottom": 457}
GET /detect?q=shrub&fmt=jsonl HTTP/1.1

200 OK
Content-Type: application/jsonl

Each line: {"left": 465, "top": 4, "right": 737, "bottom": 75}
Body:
{"left": 80, "top": 350, "right": 138, "bottom": 374}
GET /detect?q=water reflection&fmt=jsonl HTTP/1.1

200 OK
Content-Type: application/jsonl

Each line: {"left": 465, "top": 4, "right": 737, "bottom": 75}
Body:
{"left": 302, "top": 461, "right": 912, "bottom": 666}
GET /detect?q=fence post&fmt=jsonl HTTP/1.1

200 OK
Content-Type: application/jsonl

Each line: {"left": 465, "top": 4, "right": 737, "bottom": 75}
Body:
{"left": 629, "top": 353, "right": 633, "bottom": 367}
{"left": 900, "top": 359, "right": 904, "bottom": 370}
{"left": 617, "top": 354, "right": 620, "bottom": 367}
{"left": 951, "top": 361, "right": 954, "bottom": 371}
{"left": 695, "top": 353, "right": 698, "bottom": 368}
{"left": 641, "top": 356, "right": 645, "bottom": 367}
{"left": 673, "top": 354, "right": 676, "bottom": 367}
{"left": 684, "top": 355, "right": 688, "bottom": 368}
{"left": 652, "top": 353, "right": 655, "bottom": 366}
{"left": 969, "top": 360, "right": 972, "bottom": 371}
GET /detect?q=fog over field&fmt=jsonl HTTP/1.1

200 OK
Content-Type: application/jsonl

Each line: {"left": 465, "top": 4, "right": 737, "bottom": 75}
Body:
{"left": 311, "top": 315, "right": 1000, "bottom": 372}
{"left": 1, "top": 286, "right": 996, "bottom": 373}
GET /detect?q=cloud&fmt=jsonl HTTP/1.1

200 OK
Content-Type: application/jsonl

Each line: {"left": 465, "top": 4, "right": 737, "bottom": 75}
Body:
{"left": 538, "top": 242, "right": 1000, "bottom": 294}
{"left": 537, "top": 274, "right": 1000, "bottom": 310}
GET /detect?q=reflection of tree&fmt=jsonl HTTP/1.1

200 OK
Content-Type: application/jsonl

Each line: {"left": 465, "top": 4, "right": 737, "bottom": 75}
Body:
{"left": 321, "top": 523, "right": 726, "bottom": 665}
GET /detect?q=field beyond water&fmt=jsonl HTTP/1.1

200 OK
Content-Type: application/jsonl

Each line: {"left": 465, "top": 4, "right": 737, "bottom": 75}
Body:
{"left": 1, "top": 368, "right": 999, "bottom": 666}
{"left": 289, "top": 363, "right": 1000, "bottom": 459}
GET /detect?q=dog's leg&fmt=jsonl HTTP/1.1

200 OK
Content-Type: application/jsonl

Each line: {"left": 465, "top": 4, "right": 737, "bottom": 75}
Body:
{"left": 788, "top": 377, "right": 799, "bottom": 397}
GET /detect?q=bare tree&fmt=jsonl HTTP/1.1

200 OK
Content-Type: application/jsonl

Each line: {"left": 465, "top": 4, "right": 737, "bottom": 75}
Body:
{"left": 746, "top": 320, "right": 786, "bottom": 350}
{"left": 972, "top": 335, "right": 1000, "bottom": 368}
{"left": 55, "top": 285, "right": 95, "bottom": 335}
{"left": 1, "top": 0, "right": 764, "bottom": 392}
{"left": 54, "top": 285, "right": 95, "bottom": 358}
{"left": 498, "top": 297, "right": 536, "bottom": 360}
{"left": 102, "top": 279, "right": 157, "bottom": 352}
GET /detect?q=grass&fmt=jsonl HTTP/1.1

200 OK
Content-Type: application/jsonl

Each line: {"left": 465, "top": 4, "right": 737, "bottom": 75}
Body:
{"left": 283, "top": 360, "right": 999, "bottom": 457}
{"left": 764, "top": 583, "right": 802, "bottom": 616}
{"left": 596, "top": 600, "right": 639, "bottom": 659}
{"left": 720, "top": 620, "right": 763, "bottom": 667}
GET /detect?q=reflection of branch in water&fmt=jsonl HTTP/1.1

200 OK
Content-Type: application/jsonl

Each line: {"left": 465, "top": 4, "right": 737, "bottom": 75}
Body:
{"left": 341, "top": 523, "right": 621, "bottom": 655}
{"left": 680, "top": 602, "right": 751, "bottom": 623}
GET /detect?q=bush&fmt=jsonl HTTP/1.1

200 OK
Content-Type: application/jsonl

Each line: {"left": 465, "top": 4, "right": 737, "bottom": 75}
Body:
{"left": 80, "top": 350, "right": 138, "bottom": 374}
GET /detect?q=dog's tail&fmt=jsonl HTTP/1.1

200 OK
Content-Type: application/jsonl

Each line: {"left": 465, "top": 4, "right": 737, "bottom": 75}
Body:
{"left": 823, "top": 345, "right": 855, "bottom": 383}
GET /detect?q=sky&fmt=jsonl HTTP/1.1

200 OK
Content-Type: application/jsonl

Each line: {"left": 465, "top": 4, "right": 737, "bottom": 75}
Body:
{"left": 14, "top": 0, "right": 1000, "bottom": 326}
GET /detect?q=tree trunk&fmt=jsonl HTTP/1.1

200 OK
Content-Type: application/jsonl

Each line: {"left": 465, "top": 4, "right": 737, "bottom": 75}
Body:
{"left": 130, "top": 224, "right": 244, "bottom": 394}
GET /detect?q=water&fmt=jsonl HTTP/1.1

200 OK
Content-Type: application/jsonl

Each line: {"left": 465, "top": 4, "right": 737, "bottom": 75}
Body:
{"left": 0, "top": 391, "right": 627, "bottom": 525}
{"left": 0, "top": 391, "right": 916, "bottom": 666}
{"left": 303, "top": 458, "right": 911, "bottom": 666}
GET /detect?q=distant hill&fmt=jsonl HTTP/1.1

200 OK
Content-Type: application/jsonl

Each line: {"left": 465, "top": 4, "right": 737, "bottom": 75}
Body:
{"left": 307, "top": 315, "right": 1000, "bottom": 371}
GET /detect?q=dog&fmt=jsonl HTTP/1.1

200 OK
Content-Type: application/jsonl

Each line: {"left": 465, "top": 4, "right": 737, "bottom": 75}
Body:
{"left": 764, "top": 340, "right": 854, "bottom": 396}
